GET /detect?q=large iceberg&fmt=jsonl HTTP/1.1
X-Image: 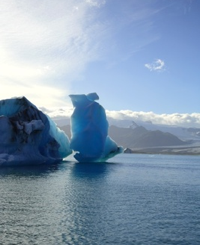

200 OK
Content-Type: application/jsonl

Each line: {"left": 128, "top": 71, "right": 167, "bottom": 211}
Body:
{"left": 0, "top": 97, "right": 71, "bottom": 166}
{"left": 69, "top": 93, "right": 123, "bottom": 162}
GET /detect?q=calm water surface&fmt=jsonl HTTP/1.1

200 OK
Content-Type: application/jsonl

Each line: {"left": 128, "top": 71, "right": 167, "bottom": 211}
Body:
{"left": 0, "top": 154, "right": 200, "bottom": 244}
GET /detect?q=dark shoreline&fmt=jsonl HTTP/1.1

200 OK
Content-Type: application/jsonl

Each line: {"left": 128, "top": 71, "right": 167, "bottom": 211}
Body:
{"left": 124, "top": 146, "right": 200, "bottom": 156}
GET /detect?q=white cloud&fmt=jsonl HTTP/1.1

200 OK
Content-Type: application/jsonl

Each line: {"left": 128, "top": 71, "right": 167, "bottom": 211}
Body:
{"left": 45, "top": 106, "right": 200, "bottom": 128}
{"left": 1, "top": 82, "right": 68, "bottom": 108}
{"left": 85, "top": 0, "right": 106, "bottom": 8}
{"left": 0, "top": 0, "right": 107, "bottom": 108}
{"left": 106, "top": 110, "right": 200, "bottom": 128}
{"left": 145, "top": 59, "right": 165, "bottom": 71}
{"left": 0, "top": 0, "right": 170, "bottom": 111}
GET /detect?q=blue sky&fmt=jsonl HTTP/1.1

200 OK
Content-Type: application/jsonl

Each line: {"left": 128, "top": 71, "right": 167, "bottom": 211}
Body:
{"left": 79, "top": 0, "right": 200, "bottom": 114}
{"left": 0, "top": 0, "right": 200, "bottom": 125}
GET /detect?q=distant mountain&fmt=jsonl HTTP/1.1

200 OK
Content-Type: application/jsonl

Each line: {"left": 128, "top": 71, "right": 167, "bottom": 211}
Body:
{"left": 108, "top": 125, "right": 186, "bottom": 148}
{"left": 59, "top": 124, "right": 186, "bottom": 149}
{"left": 59, "top": 125, "right": 71, "bottom": 138}
{"left": 108, "top": 119, "right": 200, "bottom": 142}
{"left": 54, "top": 116, "right": 200, "bottom": 142}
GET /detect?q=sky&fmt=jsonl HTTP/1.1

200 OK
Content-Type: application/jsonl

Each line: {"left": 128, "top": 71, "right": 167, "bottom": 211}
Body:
{"left": 0, "top": 0, "right": 200, "bottom": 127}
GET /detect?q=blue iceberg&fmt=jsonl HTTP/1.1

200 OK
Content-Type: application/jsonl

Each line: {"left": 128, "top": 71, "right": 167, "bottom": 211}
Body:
{"left": 0, "top": 97, "right": 71, "bottom": 166}
{"left": 0, "top": 93, "right": 123, "bottom": 166}
{"left": 69, "top": 93, "right": 123, "bottom": 162}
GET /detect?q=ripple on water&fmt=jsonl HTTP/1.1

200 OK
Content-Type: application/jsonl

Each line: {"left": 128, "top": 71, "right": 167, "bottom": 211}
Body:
{"left": 0, "top": 155, "right": 200, "bottom": 244}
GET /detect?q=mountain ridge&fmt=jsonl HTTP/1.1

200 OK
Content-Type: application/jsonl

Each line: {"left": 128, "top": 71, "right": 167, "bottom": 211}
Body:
{"left": 58, "top": 124, "right": 189, "bottom": 149}
{"left": 108, "top": 125, "right": 186, "bottom": 148}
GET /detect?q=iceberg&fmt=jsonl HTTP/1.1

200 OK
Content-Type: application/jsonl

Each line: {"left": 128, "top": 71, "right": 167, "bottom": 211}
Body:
{"left": 69, "top": 93, "right": 123, "bottom": 162}
{"left": 0, "top": 93, "right": 123, "bottom": 166}
{"left": 0, "top": 97, "right": 71, "bottom": 166}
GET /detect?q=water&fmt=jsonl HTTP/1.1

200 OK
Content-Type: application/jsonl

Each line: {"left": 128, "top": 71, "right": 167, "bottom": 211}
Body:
{"left": 0, "top": 154, "right": 200, "bottom": 245}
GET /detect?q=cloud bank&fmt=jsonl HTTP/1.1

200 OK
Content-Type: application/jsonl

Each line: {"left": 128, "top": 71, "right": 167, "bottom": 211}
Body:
{"left": 106, "top": 110, "right": 200, "bottom": 128}
{"left": 44, "top": 107, "right": 200, "bottom": 128}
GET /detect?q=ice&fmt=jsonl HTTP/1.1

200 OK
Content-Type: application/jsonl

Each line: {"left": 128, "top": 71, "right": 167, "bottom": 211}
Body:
{"left": 0, "top": 97, "right": 71, "bottom": 166}
{"left": 69, "top": 93, "right": 123, "bottom": 162}
{"left": 0, "top": 94, "right": 123, "bottom": 166}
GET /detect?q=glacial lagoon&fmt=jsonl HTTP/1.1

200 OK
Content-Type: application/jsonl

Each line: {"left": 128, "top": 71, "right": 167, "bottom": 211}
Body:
{"left": 0, "top": 153, "right": 200, "bottom": 245}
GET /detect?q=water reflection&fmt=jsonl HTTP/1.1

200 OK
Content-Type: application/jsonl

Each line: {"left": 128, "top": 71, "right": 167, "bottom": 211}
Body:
{"left": 0, "top": 163, "right": 61, "bottom": 177}
{"left": 71, "top": 162, "right": 109, "bottom": 179}
{"left": 59, "top": 162, "right": 114, "bottom": 244}
{"left": 0, "top": 160, "right": 116, "bottom": 178}
{"left": 0, "top": 159, "right": 117, "bottom": 244}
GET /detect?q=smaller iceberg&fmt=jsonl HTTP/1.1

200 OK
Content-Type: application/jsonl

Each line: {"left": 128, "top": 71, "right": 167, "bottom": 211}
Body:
{"left": 69, "top": 93, "right": 123, "bottom": 162}
{"left": 0, "top": 97, "right": 71, "bottom": 166}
